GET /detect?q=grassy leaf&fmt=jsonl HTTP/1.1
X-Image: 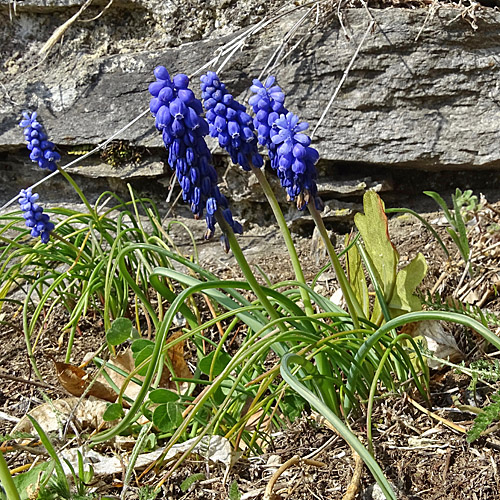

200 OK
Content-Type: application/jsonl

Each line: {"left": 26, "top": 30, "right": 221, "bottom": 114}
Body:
{"left": 180, "top": 473, "right": 206, "bottom": 492}
{"left": 346, "top": 234, "right": 370, "bottom": 318}
{"left": 229, "top": 480, "right": 241, "bottom": 500}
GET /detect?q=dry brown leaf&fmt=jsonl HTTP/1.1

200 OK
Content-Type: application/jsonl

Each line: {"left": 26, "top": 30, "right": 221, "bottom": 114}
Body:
{"left": 54, "top": 361, "right": 117, "bottom": 402}
{"left": 97, "top": 349, "right": 144, "bottom": 401}
{"left": 166, "top": 330, "right": 193, "bottom": 381}
{"left": 403, "top": 320, "right": 463, "bottom": 369}
{"left": 12, "top": 397, "right": 112, "bottom": 435}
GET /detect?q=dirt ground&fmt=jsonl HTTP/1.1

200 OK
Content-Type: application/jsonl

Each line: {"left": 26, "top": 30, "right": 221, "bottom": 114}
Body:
{"left": 2, "top": 198, "right": 500, "bottom": 499}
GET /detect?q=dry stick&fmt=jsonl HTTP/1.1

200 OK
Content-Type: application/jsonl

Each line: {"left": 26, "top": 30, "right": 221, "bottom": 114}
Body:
{"left": 343, "top": 452, "right": 364, "bottom": 500}
{"left": 79, "top": 0, "right": 114, "bottom": 22}
{"left": 39, "top": 0, "right": 94, "bottom": 56}
{"left": 311, "top": 18, "right": 375, "bottom": 140}
{"left": 407, "top": 396, "right": 468, "bottom": 434}
{"left": 263, "top": 455, "right": 326, "bottom": 500}
{"left": 0, "top": 371, "right": 56, "bottom": 390}
{"left": 259, "top": 3, "right": 318, "bottom": 79}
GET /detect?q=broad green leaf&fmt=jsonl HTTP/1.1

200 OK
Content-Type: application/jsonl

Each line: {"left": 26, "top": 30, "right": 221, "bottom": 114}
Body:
{"left": 388, "top": 253, "right": 427, "bottom": 316}
{"left": 153, "top": 403, "right": 183, "bottom": 432}
{"left": 134, "top": 344, "right": 155, "bottom": 376}
{"left": 131, "top": 338, "right": 154, "bottom": 353}
{"left": 11, "top": 462, "right": 50, "bottom": 500}
{"left": 198, "top": 350, "right": 232, "bottom": 377}
{"left": 354, "top": 192, "right": 398, "bottom": 315}
{"left": 106, "top": 317, "right": 134, "bottom": 346}
{"left": 103, "top": 403, "right": 124, "bottom": 421}
{"left": 149, "top": 388, "right": 179, "bottom": 404}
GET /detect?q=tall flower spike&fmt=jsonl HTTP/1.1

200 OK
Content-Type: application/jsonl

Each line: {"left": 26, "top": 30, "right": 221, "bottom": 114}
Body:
{"left": 18, "top": 188, "right": 54, "bottom": 243}
{"left": 200, "top": 71, "right": 263, "bottom": 171}
{"left": 19, "top": 112, "right": 61, "bottom": 172}
{"left": 249, "top": 77, "right": 322, "bottom": 211}
{"left": 149, "top": 66, "right": 242, "bottom": 240}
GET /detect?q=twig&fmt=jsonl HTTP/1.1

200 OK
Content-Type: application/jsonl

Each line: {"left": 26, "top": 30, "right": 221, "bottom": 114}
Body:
{"left": 415, "top": 0, "right": 440, "bottom": 42}
{"left": 0, "top": 372, "right": 56, "bottom": 390}
{"left": 407, "top": 396, "right": 468, "bottom": 434}
{"left": 310, "top": 411, "right": 364, "bottom": 499}
{"left": 311, "top": 18, "right": 375, "bottom": 140}
{"left": 263, "top": 455, "right": 326, "bottom": 500}
{"left": 39, "top": 0, "right": 94, "bottom": 56}
{"left": 343, "top": 449, "right": 363, "bottom": 500}
{"left": 79, "top": 0, "right": 114, "bottom": 22}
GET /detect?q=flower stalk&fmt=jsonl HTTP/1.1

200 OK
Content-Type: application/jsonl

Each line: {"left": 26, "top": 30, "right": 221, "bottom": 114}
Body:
{"left": 308, "top": 203, "right": 363, "bottom": 329}
{"left": 251, "top": 166, "right": 315, "bottom": 318}
{"left": 214, "top": 210, "right": 284, "bottom": 328}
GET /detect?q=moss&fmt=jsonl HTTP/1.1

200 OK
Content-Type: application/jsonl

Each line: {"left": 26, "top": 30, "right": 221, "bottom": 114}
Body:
{"left": 100, "top": 140, "right": 145, "bottom": 168}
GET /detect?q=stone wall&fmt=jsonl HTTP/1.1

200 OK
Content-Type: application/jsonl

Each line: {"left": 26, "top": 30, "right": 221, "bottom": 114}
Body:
{"left": 1, "top": 1, "right": 500, "bottom": 226}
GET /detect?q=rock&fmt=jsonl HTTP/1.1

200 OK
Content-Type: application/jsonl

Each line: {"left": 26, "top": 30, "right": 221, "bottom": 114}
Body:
{"left": 2, "top": 4, "right": 500, "bottom": 169}
{"left": 2, "top": 2, "right": 500, "bottom": 225}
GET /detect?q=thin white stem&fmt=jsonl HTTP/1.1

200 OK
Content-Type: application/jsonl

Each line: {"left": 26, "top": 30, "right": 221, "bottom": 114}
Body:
{"left": 311, "top": 18, "right": 375, "bottom": 140}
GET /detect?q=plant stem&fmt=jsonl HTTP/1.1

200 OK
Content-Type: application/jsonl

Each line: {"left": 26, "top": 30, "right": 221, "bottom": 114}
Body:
{"left": 0, "top": 451, "right": 20, "bottom": 500}
{"left": 214, "top": 211, "right": 283, "bottom": 328}
{"left": 307, "top": 203, "right": 363, "bottom": 329}
{"left": 57, "top": 166, "right": 96, "bottom": 218}
{"left": 251, "top": 167, "right": 315, "bottom": 317}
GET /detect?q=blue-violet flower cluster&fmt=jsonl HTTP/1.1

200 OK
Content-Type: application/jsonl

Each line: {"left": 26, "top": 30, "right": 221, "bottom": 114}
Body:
{"left": 200, "top": 71, "right": 263, "bottom": 171}
{"left": 18, "top": 188, "right": 54, "bottom": 244}
{"left": 20, "top": 112, "right": 61, "bottom": 172}
{"left": 149, "top": 66, "right": 242, "bottom": 239}
{"left": 249, "top": 77, "right": 321, "bottom": 210}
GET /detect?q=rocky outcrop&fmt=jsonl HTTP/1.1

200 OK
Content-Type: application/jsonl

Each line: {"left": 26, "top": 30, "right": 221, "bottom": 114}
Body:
{"left": 1, "top": 1, "right": 500, "bottom": 223}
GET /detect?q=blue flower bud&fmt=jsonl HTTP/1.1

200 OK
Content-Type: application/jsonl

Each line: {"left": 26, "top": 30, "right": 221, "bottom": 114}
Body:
{"left": 18, "top": 188, "right": 54, "bottom": 243}
{"left": 201, "top": 71, "right": 263, "bottom": 172}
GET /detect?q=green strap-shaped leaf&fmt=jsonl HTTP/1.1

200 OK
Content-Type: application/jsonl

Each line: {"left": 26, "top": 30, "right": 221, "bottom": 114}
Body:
{"left": 346, "top": 234, "right": 370, "bottom": 318}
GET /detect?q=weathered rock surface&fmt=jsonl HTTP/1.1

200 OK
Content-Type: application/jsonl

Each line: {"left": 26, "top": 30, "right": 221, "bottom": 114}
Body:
{"left": 1, "top": 1, "right": 500, "bottom": 226}
{"left": 1, "top": 2, "right": 499, "bottom": 166}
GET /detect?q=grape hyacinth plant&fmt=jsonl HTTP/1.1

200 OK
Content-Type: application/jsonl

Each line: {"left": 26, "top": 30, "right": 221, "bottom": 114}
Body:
{"left": 19, "top": 111, "right": 61, "bottom": 172}
{"left": 6, "top": 61, "right": 500, "bottom": 500}
{"left": 18, "top": 188, "right": 54, "bottom": 243}
{"left": 149, "top": 66, "right": 242, "bottom": 240}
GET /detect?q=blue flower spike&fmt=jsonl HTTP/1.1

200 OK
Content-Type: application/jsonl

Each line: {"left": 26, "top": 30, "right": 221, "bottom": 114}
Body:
{"left": 249, "top": 77, "right": 322, "bottom": 211}
{"left": 200, "top": 71, "right": 263, "bottom": 171}
{"left": 18, "top": 188, "right": 54, "bottom": 244}
{"left": 19, "top": 112, "right": 61, "bottom": 172}
{"left": 149, "top": 66, "right": 242, "bottom": 242}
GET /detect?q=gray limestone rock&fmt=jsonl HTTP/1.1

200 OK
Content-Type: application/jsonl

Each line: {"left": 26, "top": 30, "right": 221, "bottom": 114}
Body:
{"left": 1, "top": 1, "right": 500, "bottom": 226}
